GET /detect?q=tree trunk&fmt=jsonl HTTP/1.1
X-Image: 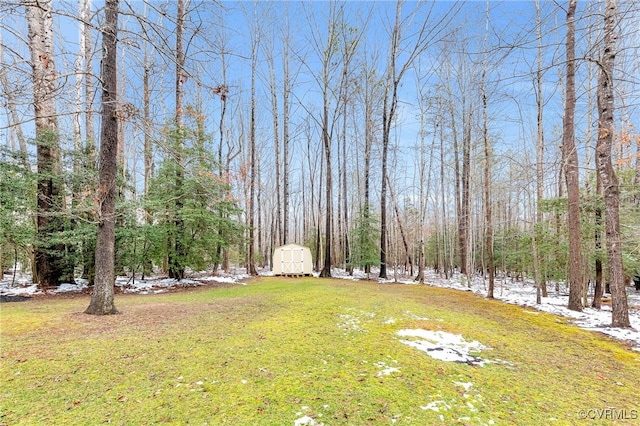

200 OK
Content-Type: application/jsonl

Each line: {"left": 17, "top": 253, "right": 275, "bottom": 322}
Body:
{"left": 80, "top": 0, "right": 97, "bottom": 285}
{"left": 319, "top": 19, "right": 335, "bottom": 278}
{"left": 460, "top": 104, "right": 472, "bottom": 278}
{"left": 267, "top": 39, "right": 282, "bottom": 247}
{"left": 481, "top": 1, "right": 494, "bottom": 299}
{"left": 319, "top": 98, "right": 333, "bottom": 278}
{"left": 387, "top": 175, "right": 412, "bottom": 275}
{"left": 341, "top": 78, "right": 351, "bottom": 274}
{"left": 26, "top": 0, "right": 66, "bottom": 288}
{"left": 282, "top": 32, "right": 291, "bottom": 245}
{"left": 563, "top": 0, "right": 583, "bottom": 312}
{"left": 247, "top": 17, "right": 258, "bottom": 276}
{"left": 167, "top": 0, "right": 186, "bottom": 280}
{"left": 84, "top": 0, "right": 95, "bottom": 152}
{"left": 142, "top": 38, "right": 153, "bottom": 278}
{"left": 363, "top": 68, "right": 373, "bottom": 275}
{"left": 593, "top": 178, "right": 603, "bottom": 308}
{"left": 533, "top": 0, "right": 546, "bottom": 302}
{"left": 85, "top": 0, "right": 119, "bottom": 315}
{"left": 597, "top": 0, "right": 630, "bottom": 328}
{"left": 379, "top": 93, "right": 390, "bottom": 279}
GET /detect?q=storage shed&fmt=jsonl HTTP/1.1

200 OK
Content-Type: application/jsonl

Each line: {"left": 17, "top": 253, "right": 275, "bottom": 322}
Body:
{"left": 272, "top": 244, "right": 313, "bottom": 276}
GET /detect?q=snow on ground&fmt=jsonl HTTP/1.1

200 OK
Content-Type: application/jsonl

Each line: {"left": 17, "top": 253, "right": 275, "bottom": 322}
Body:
{"left": 0, "top": 268, "right": 251, "bottom": 298}
{"left": 2, "top": 265, "right": 639, "bottom": 350}
{"left": 332, "top": 267, "right": 640, "bottom": 351}
{"left": 293, "top": 415, "right": 319, "bottom": 426}
{"left": 397, "top": 329, "right": 489, "bottom": 366}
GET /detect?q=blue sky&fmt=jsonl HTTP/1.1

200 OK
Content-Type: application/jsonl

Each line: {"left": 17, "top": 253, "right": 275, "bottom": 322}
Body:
{"left": 2, "top": 1, "right": 639, "bottom": 210}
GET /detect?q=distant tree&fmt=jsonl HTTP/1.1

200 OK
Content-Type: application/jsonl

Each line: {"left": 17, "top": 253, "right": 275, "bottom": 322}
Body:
{"left": 85, "top": 0, "right": 119, "bottom": 315}
{"left": 316, "top": 4, "right": 340, "bottom": 278}
{"left": 0, "top": 154, "right": 35, "bottom": 279}
{"left": 349, "top": 206, "right": 379, "bottom": 279}
{"left": 379, "top": 0, "right": 459, "bottom": 279}
{"left": 0, "top": 30, "right": 29, "bottom": 168}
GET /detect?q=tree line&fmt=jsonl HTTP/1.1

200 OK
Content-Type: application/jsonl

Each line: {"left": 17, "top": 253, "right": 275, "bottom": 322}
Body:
{"left": 0, "top": 0, "right": 639, "bottom": 323}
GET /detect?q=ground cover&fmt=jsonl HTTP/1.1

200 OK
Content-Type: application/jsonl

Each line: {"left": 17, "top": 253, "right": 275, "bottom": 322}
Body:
{"left": 1, "top": 277, "right": 639, "bottom": 425}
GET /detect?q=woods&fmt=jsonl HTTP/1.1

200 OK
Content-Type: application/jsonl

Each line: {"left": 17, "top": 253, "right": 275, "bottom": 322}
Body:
{"left": 1, "top": 1, "right": 640, "bottom": 325}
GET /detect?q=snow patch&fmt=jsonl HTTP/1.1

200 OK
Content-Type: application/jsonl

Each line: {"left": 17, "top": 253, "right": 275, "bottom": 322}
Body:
{"left": 454, "top": 381, "right": 473, "bottom": 391}
{"left": 294, "top": 415, "right": 316, "bottom": 426}
{"left": 420, "top": 400, "right": 451, "bottom": 412}
{"left": 397, "top": 329, "right": 488, "bottom": 366}
{"left": 375, "top": 361, "right": 400, "bottom": 376}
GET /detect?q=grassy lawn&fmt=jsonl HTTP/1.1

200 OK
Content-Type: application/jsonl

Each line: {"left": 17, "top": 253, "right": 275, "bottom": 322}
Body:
{"left": 1, "top": 277, "right": 639, "bottom": 425}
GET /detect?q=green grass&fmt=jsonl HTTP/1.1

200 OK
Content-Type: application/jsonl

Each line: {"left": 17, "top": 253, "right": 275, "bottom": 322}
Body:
{"left": 1, "top": 278, "right": 639, "bottom": 425}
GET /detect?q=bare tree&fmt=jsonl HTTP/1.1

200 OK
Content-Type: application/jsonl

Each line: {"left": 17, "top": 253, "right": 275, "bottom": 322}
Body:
{"left": 0, "top": 29, "right": 29, "bottom": 167}
{"left": 247, "top": 4, "right": 259, "bottom": 276}
{"left": 265, "top": 23, "right": 282, "bottom": 248}
{"left": 532, "top": 0, "right": 546, "bottom": 304}
{"left": 563, "top": 0, "right": 583, "bottom": 312}
{"left": 481, "top": 0, "right": 495, "bottom": 299}
{"left": 317, "top": 9, "right": 336, "bottom": 278}
{"left": 596, "top": 0, "right": 631, "bottom": 327}
{"left": 379, "top": 0, "right": 459, "bottom": 279}
{"left": 85, "top": 0, "right": 119, "bottom": 315}
{"left": 282, "top": 11, "right": 291, "bottom": 245}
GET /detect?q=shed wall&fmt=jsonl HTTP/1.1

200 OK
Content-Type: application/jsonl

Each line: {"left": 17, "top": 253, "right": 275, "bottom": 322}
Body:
{"left": 273, "top": 244, "right": 312, "bottom": 276}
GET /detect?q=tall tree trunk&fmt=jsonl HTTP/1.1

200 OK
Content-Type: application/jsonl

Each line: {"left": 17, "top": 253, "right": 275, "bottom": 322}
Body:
{"left": 363, "top": 68, "right": 374, "bottom": 275}
{"left": 85, "top": 0, "right": 119, "bottom": 315}
{"left": 169, "top": 0, "right": 186, "bottom": 280}
{"left": 26, "top": 0, "right": 66, "bottom": 288}
{"left": 282, "top": 25, "right": 291, "bottom": 245}
{"left": 380, "top": 90, "right": 390, "bottom": 279}
{"left": 213, "top": 27, "right": 229, "bottom": 271}
{"left": 533, "top": 0, "right": 546, "bottom": 302}
{"left": 247, "top": 17, "right": 258, "bottom": 276}
{"left": 81, "top": 0, "right": 96, "bottom": 285}
{"left": 593, "top": 171, "right": 604, "bottom": 308}
{"left": 267, "top": 38, "right": 282, "bottom": 247}
{"left": 460, "top": 104, "right": 472, "bottom": 279}
{"left": 319, "top": 18, "right": 335, "bottom": 278}
{"left": 597, "top": 0, "right": 630, "bottom": 328}
{"left": 586, "top": 20, "right": 603, "bottom": 309}
{"left": 84, "top": 0, "right": 94, "bottom": 153}
{"left": 563, "top": 0, "right": 583, "bottom": 312}
{"left": 379, "top": 1, "right": 404, "bottom": 280}
{"left": 319, "top": 93, "right": 333, "bottom": 278}
{"left": 142, "top": 38, "right": 153, "bottom": 278}
{"left": 342, "top": 105, "right": 351, "bottom": 273}
{"left": 440, "top": 121, "right": 450, "bottom": 278}
{"left": 482, "top": 0, "right": 494, "bottom": 299}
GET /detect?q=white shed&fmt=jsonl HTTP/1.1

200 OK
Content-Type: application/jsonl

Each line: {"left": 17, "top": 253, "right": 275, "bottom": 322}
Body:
{"left": 272, "top": 244, "right": 313, "bottom": 276}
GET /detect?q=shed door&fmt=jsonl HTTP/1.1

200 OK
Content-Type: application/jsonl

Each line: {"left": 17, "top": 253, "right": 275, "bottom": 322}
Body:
{"left": 281, "top": 247, "right": 304, "bottom": 274}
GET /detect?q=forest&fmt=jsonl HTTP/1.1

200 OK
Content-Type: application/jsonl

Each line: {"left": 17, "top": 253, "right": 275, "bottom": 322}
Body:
{"left": 1, "top": 0, "right": 639, "bottom": 323}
